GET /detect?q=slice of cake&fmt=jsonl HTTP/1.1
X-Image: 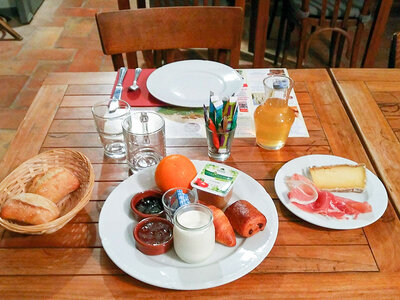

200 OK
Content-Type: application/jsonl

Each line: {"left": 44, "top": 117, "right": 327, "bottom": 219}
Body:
{"left": 309, "top": 164, "right": 366, "bottom": 193}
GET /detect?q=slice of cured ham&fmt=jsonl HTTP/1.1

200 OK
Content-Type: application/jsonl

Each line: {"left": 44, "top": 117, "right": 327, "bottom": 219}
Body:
{"left": 286, "top": 174, "right": 372, "bottom": 220}
{"left": 287, "top": 174, "right": 318, "bottom": 205}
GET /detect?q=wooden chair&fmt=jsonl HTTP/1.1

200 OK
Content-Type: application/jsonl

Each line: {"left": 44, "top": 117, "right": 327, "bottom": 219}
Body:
{"left": 388, "top": 32, "right": 400, "bottom": 68}
{"left": 96, "top": 6, "right": 243, "bottom": 70}
{"left": 0, "top": 16, "right": 22, "bottom": 40}
{"left": 275, "top": 0, "right": 374, "bottom": 68}
{"left": 116, "top": 0, "right": 244, "bottom": 68}
{"left": 118, "top": 0, "right": 238, "bottom": 9}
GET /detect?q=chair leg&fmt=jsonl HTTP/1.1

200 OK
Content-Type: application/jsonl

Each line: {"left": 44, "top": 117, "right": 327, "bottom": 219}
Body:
{"left": 350, "top": 23, "right": 365, "bottom": 68}
{"left": 281, "top": 20, "right": 294, "bottom": 67}
{"left": 0, "top": 18, "right": 22, "bottom": 40}
{"left": 335, "top": 34, "right": 346, "bottom": 67}
{"left": 296, "top": 22, "right": 309, "bottom": 68}
{"left": 267, "top": 0, "right": 280, "bottom": 39}
{"left": 329, "top": 31, "right": 340, "bottom": 67}
{"left": 274, "top": 4, "right": 287, "bottom": 65}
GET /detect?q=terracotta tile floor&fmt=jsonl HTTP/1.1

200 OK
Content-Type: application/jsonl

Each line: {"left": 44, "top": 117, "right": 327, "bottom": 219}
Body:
{"left": 0, "top": 0, "right": 399, "bottom": 160}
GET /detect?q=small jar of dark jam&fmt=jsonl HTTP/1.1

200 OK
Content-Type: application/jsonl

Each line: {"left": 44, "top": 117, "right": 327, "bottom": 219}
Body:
{"left": 130, "top": 190, "right": 164, "bottom": 221}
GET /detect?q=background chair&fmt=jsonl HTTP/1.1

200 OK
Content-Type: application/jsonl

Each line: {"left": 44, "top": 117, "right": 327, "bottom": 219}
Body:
{"left": 275, "top": 0, "right": 374, "bottom": 68}
{"left": 118, "top": 0, "right": 238, "bottom": 9}
{"left": 96, "top": 6, "right": 243, "bottom": 70}
{"left": 0, "top": 16, "right": 22, "bottom": 40}
{"left": 116, "top": 0, "right": 245, "bottom": 68}
{"left": 388, "top": 32, "right": 400, "bottom": 68}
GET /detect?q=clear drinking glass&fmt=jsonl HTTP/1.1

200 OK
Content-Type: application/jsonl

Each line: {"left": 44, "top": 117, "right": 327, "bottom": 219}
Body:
{"left": 122, "top": 111, "right": 166, "bottom": 172}
{"left": 254, "top": 75, "right": 295, "bottom": 150}
{"left": 205, "top": 126, "right": 236, "bottom": 161}
{"left": 92, "top": 100, "right": 131, "bottom": 158}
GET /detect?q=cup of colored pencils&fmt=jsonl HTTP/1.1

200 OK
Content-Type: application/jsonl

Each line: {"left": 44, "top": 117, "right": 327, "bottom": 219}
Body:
{"left": 203, "top": 92, "right": 238, "bottom": 161}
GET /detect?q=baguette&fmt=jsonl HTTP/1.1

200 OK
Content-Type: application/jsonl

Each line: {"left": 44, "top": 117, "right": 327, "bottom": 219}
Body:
{"left": 0, "top": 193, "right": 60, "bottom": 225}
{"left": 28, "top": 167, "right": 80, "bottom": 203}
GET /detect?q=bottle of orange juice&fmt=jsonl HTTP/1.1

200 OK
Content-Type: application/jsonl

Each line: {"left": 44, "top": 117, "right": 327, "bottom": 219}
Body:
{"left": 254, "top": 75, "right": 295, "bottom": 150}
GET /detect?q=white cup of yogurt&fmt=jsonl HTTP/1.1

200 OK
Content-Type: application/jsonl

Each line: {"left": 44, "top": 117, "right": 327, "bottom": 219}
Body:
{"left": 173, "top": 203, "right": 215, "bottom": 263}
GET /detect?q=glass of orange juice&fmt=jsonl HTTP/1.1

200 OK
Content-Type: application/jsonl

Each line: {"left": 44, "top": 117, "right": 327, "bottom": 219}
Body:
{"left": 254, "top": 75, "right": 295, "bottom": 150}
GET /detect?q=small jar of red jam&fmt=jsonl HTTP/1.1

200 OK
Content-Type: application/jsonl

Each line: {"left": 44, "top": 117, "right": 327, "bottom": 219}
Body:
{"left": 133, "top": 217, "right": 173, "bottom": 255}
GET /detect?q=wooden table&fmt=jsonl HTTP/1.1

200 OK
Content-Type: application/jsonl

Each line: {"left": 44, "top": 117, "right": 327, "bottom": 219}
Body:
{"left": 1, "top": 70, "right": 400, "bottom": 298}
{"left": 331, "top": 68, "right": 400, "bottom": 216}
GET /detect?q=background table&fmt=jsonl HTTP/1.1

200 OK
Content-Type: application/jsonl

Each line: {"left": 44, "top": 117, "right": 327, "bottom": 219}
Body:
{"left": 331, "top": 68, "right": 400, "bottom": 217}
{"left": 1, "top": 70, "right": 400, "bottom": 298}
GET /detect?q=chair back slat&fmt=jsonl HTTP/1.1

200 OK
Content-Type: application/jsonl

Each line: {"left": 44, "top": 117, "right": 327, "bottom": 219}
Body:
{"left": 319, "top": 0, "right": 328, "bottom": 26}
{"left": 111, "top": 54, "right": 125, "bottom": 70}
{"left": 234, "top": 0, "right": 245, "bottom": 10}
{"left": 330, "top": 0, "right": 341, "bottom": 27}
{"left": 361, "top": 0, "right": 373, "bottom": 14}
{"left": 126, "top": 52, "right": 139, "bottom": 69}
{"left": 117, "top": 0, "right": 130, "bottom": 10}
{"left": 301, "top": 0, "right": 310, "bottom": 12}
{"left": 97, "top": 6, "right": 243, "bottom": 69}
{"left": 342, "top": 0, "right": 353, "bottom": 27}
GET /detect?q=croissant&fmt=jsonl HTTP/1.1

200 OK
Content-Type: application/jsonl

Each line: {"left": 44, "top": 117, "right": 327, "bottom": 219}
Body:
{"left": 207, "top": 205, "right": 236, "bottom": 247}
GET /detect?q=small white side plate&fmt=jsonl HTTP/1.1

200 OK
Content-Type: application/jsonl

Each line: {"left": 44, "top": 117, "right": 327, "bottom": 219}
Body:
{"left": 274, "top": 154, "right": 388, "bottom": 230}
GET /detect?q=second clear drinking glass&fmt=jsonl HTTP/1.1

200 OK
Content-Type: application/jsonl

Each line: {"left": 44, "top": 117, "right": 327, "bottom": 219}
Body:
{"left": 122, "top": 111, "right": 166, "bottom": 172}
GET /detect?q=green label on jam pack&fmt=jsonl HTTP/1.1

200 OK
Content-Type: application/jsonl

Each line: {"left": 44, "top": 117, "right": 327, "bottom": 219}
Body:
{"left": 191, "top": 163, "right": 239, "bottom": 196}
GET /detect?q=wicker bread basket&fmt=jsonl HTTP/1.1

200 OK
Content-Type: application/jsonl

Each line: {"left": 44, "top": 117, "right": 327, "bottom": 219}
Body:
{"left": 0, "top": 149, "right": 94, "bottom": 235}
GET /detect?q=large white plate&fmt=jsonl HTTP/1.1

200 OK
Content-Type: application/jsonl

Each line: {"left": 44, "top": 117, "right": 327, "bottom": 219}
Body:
{"left": 274, "top": 154, "right": 388, "bottom": 230}
{"left": 147, "top": 60, "right": 243, "bottom": 108}
{"left": 99, "top": 160, "right": 278, "bottom": 290}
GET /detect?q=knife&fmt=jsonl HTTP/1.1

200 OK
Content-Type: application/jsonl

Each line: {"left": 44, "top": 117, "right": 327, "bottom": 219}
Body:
{"left": 113, "top": 67, "right": 127, "bottom": 100}
{"left": 108, "top": 67, "right": 127, "bottom": 113}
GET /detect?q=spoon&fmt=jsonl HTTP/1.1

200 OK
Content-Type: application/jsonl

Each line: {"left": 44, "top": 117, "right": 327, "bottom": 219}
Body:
{"left": 129, "top": 68, "right": 142, "bottom": 91}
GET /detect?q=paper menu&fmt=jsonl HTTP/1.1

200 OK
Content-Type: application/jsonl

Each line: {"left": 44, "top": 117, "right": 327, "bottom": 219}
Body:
{"left": 132, "top": 68, "right": 309, "bottom": 139}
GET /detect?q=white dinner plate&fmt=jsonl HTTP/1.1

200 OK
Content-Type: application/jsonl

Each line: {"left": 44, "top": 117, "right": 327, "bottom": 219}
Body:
{"left": 274, "top": 154, "right": 388, "bottom": 230}
{"left": 99, "top": 160, "right": 278, "bottom": 290}
{"left": 147, "top": 60, "right": 243, "bottom": 107}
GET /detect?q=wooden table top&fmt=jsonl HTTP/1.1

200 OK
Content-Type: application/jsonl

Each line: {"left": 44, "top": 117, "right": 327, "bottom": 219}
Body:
{"left": 331, "top": 68, "right": 400, "bottom": 217}
{"left": 1, "top": 69, "right": 400, "bottom": 298}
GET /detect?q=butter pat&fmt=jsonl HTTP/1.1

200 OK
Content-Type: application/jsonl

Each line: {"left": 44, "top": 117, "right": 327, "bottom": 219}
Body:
{"left": 309, "top": 164, "right": 366, "bottom": 193}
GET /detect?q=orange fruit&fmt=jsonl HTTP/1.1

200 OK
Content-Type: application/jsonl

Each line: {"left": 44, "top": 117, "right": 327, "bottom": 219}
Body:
{"left": 155, "top": 155, "right": 197, "bottom": 192}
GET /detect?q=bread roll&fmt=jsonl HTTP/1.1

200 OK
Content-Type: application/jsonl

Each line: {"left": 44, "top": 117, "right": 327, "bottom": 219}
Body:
{"left": 0, "top": 193, "right": 60, "bottom": 225}
{"left": 28, "top": 167, "right": 80, "bottom": 203}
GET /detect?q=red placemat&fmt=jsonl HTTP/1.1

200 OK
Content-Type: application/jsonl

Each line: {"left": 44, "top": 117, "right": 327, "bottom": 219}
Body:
{"left": 110, "top": 69, "right": 168, "bottom": 107}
